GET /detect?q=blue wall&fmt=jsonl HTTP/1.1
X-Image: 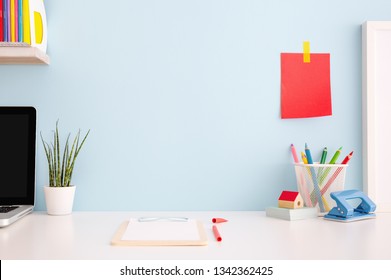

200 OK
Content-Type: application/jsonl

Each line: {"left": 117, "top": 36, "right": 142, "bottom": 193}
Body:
{"left": 1, "top": 0, "right": 390, "bottom": 211}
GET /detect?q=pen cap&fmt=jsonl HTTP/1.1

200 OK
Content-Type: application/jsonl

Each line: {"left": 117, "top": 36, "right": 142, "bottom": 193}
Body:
{"left": 212, "top": 218, "right": 228, "bottom": 223}
{"left": 293, "top": 163, "right": 348, "bottom": 214}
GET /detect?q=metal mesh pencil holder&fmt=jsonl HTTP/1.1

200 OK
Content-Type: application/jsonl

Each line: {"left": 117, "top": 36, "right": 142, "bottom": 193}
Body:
{"left": 294, "top": 163, "right": 348, "bottom": 214}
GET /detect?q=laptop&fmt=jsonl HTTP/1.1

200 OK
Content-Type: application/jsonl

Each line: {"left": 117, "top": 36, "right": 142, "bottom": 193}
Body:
{"left": 0, "top": 107, "right": 36, "bottom": 227}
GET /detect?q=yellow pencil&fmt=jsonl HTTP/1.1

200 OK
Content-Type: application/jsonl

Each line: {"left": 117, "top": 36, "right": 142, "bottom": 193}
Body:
{"left": 301, "top": 152, "right": 308, "bottom": 164}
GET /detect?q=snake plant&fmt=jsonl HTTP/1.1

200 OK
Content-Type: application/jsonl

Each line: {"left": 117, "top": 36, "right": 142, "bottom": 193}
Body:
{"left": 41, "top": 121, "right": 90, "bottom": 187}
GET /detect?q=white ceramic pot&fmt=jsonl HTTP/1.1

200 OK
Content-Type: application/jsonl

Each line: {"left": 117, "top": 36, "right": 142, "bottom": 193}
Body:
{"left": 43, "top": 185, "right": 76, "bottom": 215}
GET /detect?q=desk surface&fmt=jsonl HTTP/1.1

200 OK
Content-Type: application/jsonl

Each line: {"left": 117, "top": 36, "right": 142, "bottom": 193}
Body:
{"left": 1, "top": 211, "right": 391, "bottom": 260}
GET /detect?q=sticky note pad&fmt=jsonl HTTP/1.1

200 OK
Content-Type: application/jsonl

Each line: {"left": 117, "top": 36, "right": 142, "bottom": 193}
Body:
{"left": 280, "top": 53, "right": 332, "bottom": 119}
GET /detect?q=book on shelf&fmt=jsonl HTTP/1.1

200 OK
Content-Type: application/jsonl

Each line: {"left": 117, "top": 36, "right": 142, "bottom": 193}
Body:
{"left": 0, "top": 0, "right": 3, "bottom": 41}
{"left": 18, "top": 0, "right": 22, "bottom": 42}
{"left": 1, "top": 0, "right": 47, "bottom": 53}
{"left": 10, "top": 0, "right": 15, "bottom": 42}
{"left": 22, "top": 0, "right": 30, "bottom": 44}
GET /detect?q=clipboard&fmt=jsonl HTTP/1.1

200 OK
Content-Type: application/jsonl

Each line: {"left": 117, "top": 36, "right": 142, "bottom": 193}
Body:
{"left": 111, "top": 218, "right": 208, "bottom": 246}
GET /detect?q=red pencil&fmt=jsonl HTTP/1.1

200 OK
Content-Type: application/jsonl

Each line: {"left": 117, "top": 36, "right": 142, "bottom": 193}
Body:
{"left": 341, "top": 151, "right": 353, "bottom": 164}
{"left": 320, "top": 151, "right": 354, "bottom": 196}
{"left": 212, "top": 225, "right": 222, "bottom": 242}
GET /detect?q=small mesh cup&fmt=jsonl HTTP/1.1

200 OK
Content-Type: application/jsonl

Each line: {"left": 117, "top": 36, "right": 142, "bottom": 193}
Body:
{"left": 294, "top": 163, "right": 347, "bottom": 214}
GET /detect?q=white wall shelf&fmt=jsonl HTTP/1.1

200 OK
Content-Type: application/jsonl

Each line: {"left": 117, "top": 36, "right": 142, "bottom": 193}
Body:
{"left": 0, "top": 44, "right": 50, "bottom": 65}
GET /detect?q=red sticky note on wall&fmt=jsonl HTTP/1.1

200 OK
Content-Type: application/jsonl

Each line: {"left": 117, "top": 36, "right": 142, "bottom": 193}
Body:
{"left": 281, "top": 53, "right": 332, "bottom": 119}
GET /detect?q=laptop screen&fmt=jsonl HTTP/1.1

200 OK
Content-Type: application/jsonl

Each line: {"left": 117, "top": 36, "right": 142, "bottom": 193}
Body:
{"left": 0, "top": 107, "right": 36, "bottom": 205}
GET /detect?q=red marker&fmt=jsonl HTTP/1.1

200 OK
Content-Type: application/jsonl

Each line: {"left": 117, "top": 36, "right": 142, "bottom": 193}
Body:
{"left": 212, "top": 225, "right": 222, "bottom": 242}
{"left": 212, "top": 218, "right": 228, "bottom": 223}
{"left": 341, "top": 151, "right": 353, "bottom": 164}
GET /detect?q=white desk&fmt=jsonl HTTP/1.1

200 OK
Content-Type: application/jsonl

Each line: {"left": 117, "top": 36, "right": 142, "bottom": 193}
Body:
{"left": 1, "top": 211, "right": 391, "bottom": 260}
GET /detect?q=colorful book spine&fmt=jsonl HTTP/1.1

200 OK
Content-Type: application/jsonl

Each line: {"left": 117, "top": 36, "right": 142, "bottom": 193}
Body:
{"left": 10, "top": 0, "right": 14, "bottom": 41}
{"left": 18, "top": 0, "right": 22, "bottom": 42}
{"left": 0, "top": 0, "right": 3, "bottom": 41}
{"left": 22, "top": 0, "right": 29, "bottom": 44}
{"left": 14, "top": 0, "right": 18, "bottom": 42}
{"left": 0, "top": 0, "right": 23, "bottom": 42}
{"left": 3, "top": 0, "right": 9, "bottom": 42}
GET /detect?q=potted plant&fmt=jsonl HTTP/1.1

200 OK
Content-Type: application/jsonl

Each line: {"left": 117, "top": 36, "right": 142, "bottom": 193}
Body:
{"left": 41, "top": 121, "right": 90, "bottom": 215}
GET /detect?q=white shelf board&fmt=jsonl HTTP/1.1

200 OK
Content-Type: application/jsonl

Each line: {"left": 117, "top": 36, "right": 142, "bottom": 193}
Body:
{"left": 0, "top": 43, "right": 50, "bottom": 65}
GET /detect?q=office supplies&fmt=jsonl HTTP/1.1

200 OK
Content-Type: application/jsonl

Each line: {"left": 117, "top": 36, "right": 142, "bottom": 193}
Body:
{"left": 341, "top": 151, "right": 353, "bottom": 164}
{"left": 291, "top": 145, "right": 312, "bottom": 207}
{"left": 290, "top": 144, "right": 299, "bottom": 163}
{"left": 316, "top": 147, "right": 343, "bottom": 193}
{"left": 305, "top": 143, "right": 325, "bottom": 212}
{"left": 324, "top": 190, "right": 376, "bottom": 222}
{"left": 329, "top": 147, "right": 342, "bottom": 164}
{"left": 297, "top": 151, "right": 313, "bottom": 206}
{"left": 0, "top": 107, "right": 36, "bottom": 227}
{"left": 320, "top": 147, "right": 327, "bottom": 164}
{"left": 266, "top": 207, "right": 318, "bottom": 221}
{"left": 317, "top": 147, "right": 327, "bottom": 181}
{"left": 304, "top": 143, "right": 314, "bottom": 163}
{"left": 301, "top": 163, "right": 347, "bottom": 211}
{"left": 212, "top": 218, "right": 228, "bottom": 223}
{"left": 111, "top": 218, "right": 208, "bottom": 246}
{"left": 280, "top": 45, "right": 331, "bottom": 119}
{"left": 320, "top": 169, "right": 347, "bottom": 198}
{"left": 318, "top": 151, "right": 353, "bottom": 198}
{"left": 278, "top": 191, "right": 303, "bottom": 209}
{"left": 212, "top": 225, "right": 222, "bottom": 242}
{"left": 301, "top": 152, "right": 307, "bottom": 163}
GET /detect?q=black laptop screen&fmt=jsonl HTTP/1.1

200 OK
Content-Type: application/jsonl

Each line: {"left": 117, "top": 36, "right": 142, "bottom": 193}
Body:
{"left": 0, "top": 107, "right": 36, "bottom": 205}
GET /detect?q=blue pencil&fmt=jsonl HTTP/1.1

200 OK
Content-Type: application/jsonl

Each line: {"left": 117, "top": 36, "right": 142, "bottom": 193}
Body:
{"left": 305, "top": 143, "right": 325, "bottom": 212}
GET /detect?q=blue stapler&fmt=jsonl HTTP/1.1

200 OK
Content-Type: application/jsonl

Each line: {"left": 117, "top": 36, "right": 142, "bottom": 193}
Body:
{"left": 324, "top": 190, "right": 376, "bottom": 222}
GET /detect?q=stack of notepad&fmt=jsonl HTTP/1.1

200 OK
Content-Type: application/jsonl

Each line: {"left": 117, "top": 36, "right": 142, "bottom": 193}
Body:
{"left": 266, "top": 207, "right": 318, "bottom": 221}
{"left": 0, "top": 0, "right": 47, "bottom": 52}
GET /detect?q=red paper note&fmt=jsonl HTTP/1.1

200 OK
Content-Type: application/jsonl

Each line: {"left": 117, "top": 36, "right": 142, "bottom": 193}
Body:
{"left": 280, "top": 53, "right": 332, "bottom": 119}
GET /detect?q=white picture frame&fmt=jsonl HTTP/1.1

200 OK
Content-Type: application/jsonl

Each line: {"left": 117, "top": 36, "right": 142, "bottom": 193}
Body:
{"left": 362, "top": 21, "right": 391, "bottom": 212}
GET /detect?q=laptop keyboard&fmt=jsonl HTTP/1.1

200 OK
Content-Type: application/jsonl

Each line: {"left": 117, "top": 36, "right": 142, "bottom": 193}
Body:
{"left": 0, "top": 206, "right": 19, "bottom": 213}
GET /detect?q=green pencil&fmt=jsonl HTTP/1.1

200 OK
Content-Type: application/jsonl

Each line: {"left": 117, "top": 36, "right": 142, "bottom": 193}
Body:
{"left": 320, "top": 147, "right": 328, "bottom": 164}
{"left": 329, "top": 147, "right": 342, "bottom": 164}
